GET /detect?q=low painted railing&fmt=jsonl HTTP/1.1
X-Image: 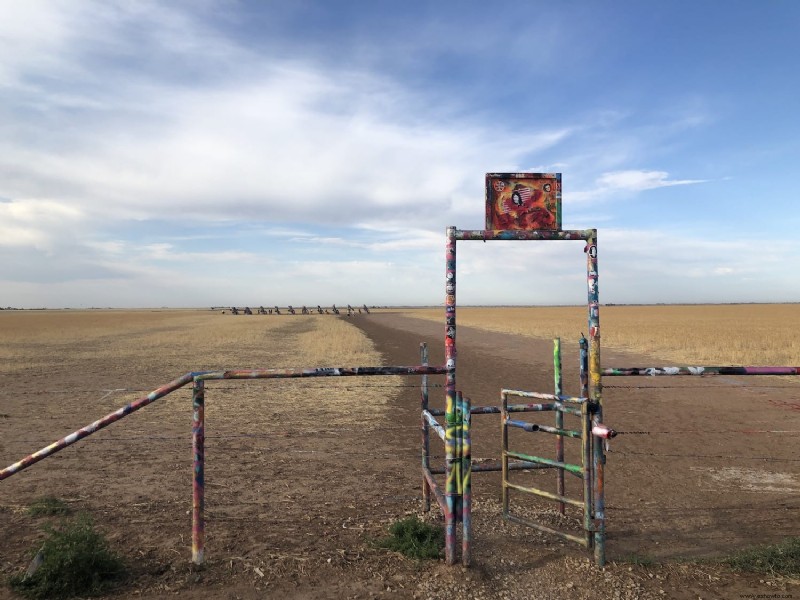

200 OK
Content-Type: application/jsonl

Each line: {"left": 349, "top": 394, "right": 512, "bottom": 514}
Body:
{"left": 0, "top": 364, "right": 447, "bottom": 566}
{"left": 602, "top": 366, "right": 800, "bottom": 376}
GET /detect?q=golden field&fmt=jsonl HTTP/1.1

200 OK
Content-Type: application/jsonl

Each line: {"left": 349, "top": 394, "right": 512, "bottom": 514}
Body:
{"left": 0, "top": 309, "right": 393, "bottom": 425}
{"left": 394, "top": 304, "right": 800, "bottom": 366}
{"left": 0, "top": 309, "right": 379, "bottom": 368}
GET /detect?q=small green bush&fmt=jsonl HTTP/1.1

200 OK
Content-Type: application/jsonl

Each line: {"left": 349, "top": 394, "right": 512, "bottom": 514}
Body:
{"left": 9, "top": 513, "right": 125, "bottom": 599}
{"left": 27, "top": 496, "right": 71, "bottom": 517}
{"left": 725, "top": 537, "right": 800, "bottom": 576}
{"left": 378, "top": 516, "right": 444, "bottom": 560}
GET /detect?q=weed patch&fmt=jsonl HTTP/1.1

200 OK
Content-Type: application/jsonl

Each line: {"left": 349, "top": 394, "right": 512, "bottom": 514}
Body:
{"left": 27, "top": 496, "right": 71, "bottom": 517}
{"left": 378, "top": 516, "right": 444, "bottom": 560}
{"left": 725, "top": 537, "right": 800, "bottom": 576}
{"left": 9, "top": 513, "right": 125, "bottom": 599}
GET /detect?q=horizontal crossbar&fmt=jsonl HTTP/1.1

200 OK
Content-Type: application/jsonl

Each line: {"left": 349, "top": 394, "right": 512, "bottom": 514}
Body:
{"left": 422, "top": 410, "right": 446, "bottom": 441}
{"left": 430, "top": 459, "right": 553, "bottom": 474}
{"left": 502, "top": 389, "right": 589, "bottom": 405}
{"left": 506, "top": 420, "right": 581, "bottom": 438}
{"left": 455, "top": 229, "right": 594, "bottom": 242}
{"left": 602, "top": 366, "right": 800, "bottom": 376}
{"left": 505, "top": 513, "right": 589, "bottom": 547}
{"left": 504, "top": 481, "right": 584, "bottom": 507}
{"left": 505, "top": 451, "right": 584, "bottom": 476}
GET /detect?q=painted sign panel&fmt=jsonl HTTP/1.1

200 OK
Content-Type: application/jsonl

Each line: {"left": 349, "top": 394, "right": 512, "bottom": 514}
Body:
{"left": 485, "top": 173, "right": 562, "bottom": 231}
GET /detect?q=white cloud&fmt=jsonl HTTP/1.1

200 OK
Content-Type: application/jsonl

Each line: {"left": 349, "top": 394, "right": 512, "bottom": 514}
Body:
{"left": 568, "top": 170, "right": 708, "bottom": 203}
{"left": 596, "top": 170, "right": 707, "bottom": 192}
{"left": 0, "top": 57, "right": 572, "bottom": 232}
{"left": 0, "top": 199, "right": 84, "bottom": 250}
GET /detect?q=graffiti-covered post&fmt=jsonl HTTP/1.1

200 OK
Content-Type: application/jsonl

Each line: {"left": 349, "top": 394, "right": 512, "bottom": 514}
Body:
{"left": 585, "top": 231, "right": 606, "bottom": 566}
{"left": 444, "top": 225, "right": 458, "bottom": 565}
{"left": 553, "top": 338, "right": 565, "bottom": 515}
{"left": 420, "top": 343, "right": 431, "bottom": 513}
{"left": 461, "top": 392, "right": 472, "bottom": 567}
{"left": 192, "top": 378, "right": 205, "bottom": 566}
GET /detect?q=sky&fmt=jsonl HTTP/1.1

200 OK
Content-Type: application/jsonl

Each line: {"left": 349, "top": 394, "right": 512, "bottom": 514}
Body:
{"left": 1, "top": 1, "right": 799, "bottom": 309}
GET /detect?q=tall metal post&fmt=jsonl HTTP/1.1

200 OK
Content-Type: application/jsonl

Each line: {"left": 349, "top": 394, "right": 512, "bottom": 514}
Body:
{"left": 579, "top": 335, "right": 592, "bottom": 549}
{"left": 461, "top": 392, "right": 472, "bottom": 567}
{"left": 191, "top": 378, "right": 205, "bottom": 566}
{"left": 586, "top": 231, "right": 605, "bottom": 566}
{"left": 444, "top": 226, "right": 458, "bottom": 565}
{"left": 553, "top": 338, "right": 565, "bottom": 515}
{"left": 420, "top": 343, "right": 431, "bottom": 512}
{"left": 501, "top": 391, "right": 509, "bottom": 517}
{"left": 579, "top": 337, "right": 589, "bottom": 400}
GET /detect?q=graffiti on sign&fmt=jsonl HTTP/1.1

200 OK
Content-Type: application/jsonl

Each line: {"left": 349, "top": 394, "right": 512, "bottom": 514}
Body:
{"left": 485, "top": 173, "right": 562, "bottom": 231}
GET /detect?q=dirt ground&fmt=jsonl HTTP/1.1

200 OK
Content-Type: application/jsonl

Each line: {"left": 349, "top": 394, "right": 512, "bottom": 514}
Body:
{"left": 1, "top": 311, "right": 798, "bottom": 599}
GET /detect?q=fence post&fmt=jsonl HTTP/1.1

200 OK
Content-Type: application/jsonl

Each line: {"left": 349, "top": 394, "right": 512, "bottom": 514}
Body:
{"left": 585, "top": 231, "right": 605, "bottom": 567}
{"left": 501, "top": 390, "right": 509, "bottom": 518}
{"left": 444, "top": 225, "right": 458, "bottom": 565}
{"left": 579, "top": 336, "right": 592, "bottom": 549}
{"left": 461, "top": 393, "right": 472, "bottom": 567}
{"left": 192, "top": 378, "right": 205, "bottom": 566}
{"left": 553, "top": 338, "right": 565, "bottom": 515}
{"left": 421, "top": 342, "right": 431, "bottom": 512}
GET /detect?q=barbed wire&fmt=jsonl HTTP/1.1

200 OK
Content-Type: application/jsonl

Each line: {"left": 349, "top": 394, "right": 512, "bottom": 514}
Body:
{"left": 606, "top": 449, "right": 800, "bottom": 462}
{"left": 603, "top": 386, "right": 800, "bottom": 391}
{"left": 616, "top": 429, "right": 800, "bottom": 435}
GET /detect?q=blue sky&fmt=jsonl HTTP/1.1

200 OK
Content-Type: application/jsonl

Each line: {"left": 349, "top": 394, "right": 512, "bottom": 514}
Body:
{"left": 1, "top": 1, "right": 799, "bottom": 308}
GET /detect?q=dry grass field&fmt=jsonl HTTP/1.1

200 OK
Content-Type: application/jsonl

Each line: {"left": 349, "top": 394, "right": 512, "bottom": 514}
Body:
{"left": 402, "top": 304, "right": 800, "bottom": 366}
{"left": 1, "top": 308, "right": 797, "bottom": 600}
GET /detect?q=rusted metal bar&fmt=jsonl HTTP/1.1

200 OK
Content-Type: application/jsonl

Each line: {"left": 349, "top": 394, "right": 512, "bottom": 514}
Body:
{"left": 602, "top": 366, "right": 800, "bottom": 376}
{"left": 0, "top": 372, "right": 195, "bottom": 481}
{"left": 191, "top": 379, "right": 205, "bottom": 566}
{"left": 554, "top": 337, "right": 565, "bottom": 515}
{"left": 422, "top": 466, "right": 447, "bottom": 514}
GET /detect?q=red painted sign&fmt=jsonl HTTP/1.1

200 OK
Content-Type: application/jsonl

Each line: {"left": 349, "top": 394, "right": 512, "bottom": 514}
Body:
{"left": 485, "top": 173, "right": 562, "bottom": 231}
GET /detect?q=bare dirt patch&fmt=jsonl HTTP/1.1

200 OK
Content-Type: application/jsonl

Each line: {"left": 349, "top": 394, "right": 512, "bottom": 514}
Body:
{"left": 1, "top": 310, "right": 798, "bottom": 599}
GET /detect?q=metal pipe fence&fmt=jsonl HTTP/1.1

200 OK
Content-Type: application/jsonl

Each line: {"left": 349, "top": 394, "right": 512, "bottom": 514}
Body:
{"left": 0, "top": 363, "right": 447, "bottom": 566}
